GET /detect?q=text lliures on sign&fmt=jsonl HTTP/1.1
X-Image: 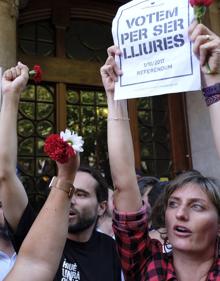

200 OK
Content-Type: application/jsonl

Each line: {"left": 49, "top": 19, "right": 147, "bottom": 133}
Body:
{"left": 120, "top": 7, "right": 185, "bottom": 59}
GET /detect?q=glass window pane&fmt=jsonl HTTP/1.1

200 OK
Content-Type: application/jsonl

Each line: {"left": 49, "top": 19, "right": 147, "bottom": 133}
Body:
{"left": 97, "top": 92, "right": 107, "bottom": 105}
{"left": 21, "top": 85, "right": 35, "bottom": 100}
{"left": 38, "top": 22, "right": 54, "bottom": 42}
{"left": 18, "top": 119, "right": 34, "bottom": 137}
{"left": 67, "top": 87, "right": 108, "bottom": 174}
{"left": 37, "top": 103, "right": 54, "bottom": 120}
{"left": 81, "top": 91, "right": 95, "bottom": 104}
{"left": 19, "top": 40, "right": 36, "bottom": 56}
{"left": 37, "top": 86, "right": 54, "bottom": 102}
{"left": 19, "top": 101, "right": 35, "bottom": 120}
{"left": 81, "top": 107, "right": 96, "bottom": 125}
{"left": 18, "top": 20, "right": 55, "bottom": 56}
{"left": 37, "top": 138, "right": 46, "bottom": 154}
{"left": 97, "top": 107, "right": 108, "bottom": 121}
{"left": 19, "top": 138, "right": 34, "bottom": 155}
{"left": 66, "top": 20, "right": 113, "bottom": 63}
{"left": 38, "top": 42, "right": 54, "bottom": 56}
{"left": 19, "top": 23, "right": 36, "bottom": 40}
{"left": 138, "top": 110, "right": 152, "bottom": 126}
{"left": 67, "top": 105, "right": 80, "bottom": 130}
{"left": 18, "top": 83, "right": 56, "bottom": 199}
{"left": 138, "top": 96, "right": 171, "bottom": 177}
{"left": 67, "top": 90, "right": 79, "bottom": 104}
{"left": 37, "top": 120, "right": 54, "bottom": 137}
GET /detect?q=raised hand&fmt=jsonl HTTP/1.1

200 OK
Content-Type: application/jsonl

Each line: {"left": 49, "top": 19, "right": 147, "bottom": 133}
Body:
{"left": 2, "top": 62, "right": 29, "bottom": 99}
{"left": 189, "top": 22, "right": 220, "bottom": 75}
{"left": 100, "top": 46, "right": 122, "bottom": 96}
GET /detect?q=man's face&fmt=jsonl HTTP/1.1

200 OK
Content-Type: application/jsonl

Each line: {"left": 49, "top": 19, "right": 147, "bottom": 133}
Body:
{"left": 68, "top": 171, "right": 100, "bottom": 234}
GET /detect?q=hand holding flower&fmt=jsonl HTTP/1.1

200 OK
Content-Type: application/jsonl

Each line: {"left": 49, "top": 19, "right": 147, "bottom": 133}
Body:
{"left": 189, "top": 0, "right": 214, "bottom": 73}
{"left": 189, "top": 21, "right": 220, "bottom": 78}
{"left": 44, "top": 129, "right": 84, "bottom": 164}
{"left": 2, "top": 62, "right": 29, "bottom": 98}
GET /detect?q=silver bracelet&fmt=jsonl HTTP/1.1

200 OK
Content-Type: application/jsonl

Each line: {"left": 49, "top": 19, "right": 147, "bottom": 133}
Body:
{"left": 108, "top": 117, "right": 130, "bottom": 121}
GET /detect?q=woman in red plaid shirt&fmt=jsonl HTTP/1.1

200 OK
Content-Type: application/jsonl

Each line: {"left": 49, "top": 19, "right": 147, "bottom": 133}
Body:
{"left": 100, "top": 22, "right": 220, "bottom": 281}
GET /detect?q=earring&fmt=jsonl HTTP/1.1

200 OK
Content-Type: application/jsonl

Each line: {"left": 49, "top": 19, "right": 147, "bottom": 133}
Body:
{"left": 164, "top": 237, "right": 172, "bottom": 254}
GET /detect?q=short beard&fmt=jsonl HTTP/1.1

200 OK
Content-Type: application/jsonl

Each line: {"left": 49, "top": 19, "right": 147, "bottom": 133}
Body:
{"left": 0, "top": 225, "right": 10, "bottom": 241}
{"left": 68, "top": 216, "right": 97, "bottom": 234}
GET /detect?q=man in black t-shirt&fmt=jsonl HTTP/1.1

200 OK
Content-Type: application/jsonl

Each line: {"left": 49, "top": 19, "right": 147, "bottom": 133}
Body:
{"left": 0, "top": 64, "right": 121, "bottom": 280}
{"left": 9, "top": 166, "right": 121, "bottom": 281}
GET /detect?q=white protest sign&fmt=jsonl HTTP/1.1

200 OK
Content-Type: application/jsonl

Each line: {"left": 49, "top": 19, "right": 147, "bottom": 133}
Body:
{"left": 112, "top": 0, "right": 201, "bottom": 100}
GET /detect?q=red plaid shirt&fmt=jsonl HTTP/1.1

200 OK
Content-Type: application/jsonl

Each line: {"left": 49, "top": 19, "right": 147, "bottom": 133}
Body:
{"left": 113, "top": 204, "right": 220, "bottom": 281}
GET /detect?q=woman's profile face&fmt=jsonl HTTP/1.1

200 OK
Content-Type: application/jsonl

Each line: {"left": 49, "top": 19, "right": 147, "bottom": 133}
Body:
{"left": 165, "top": 182, "right": 219, "bottom": 256}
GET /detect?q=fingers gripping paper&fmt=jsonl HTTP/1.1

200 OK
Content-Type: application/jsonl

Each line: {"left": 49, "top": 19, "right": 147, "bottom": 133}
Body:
{"left": 112, "top": 0, "right": 201, "bottom": 100}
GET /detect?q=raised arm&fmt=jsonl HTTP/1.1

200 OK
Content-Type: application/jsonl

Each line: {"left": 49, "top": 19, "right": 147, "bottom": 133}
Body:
{"left": 0, "top": 63, "right": 29, "bottom": 231}
{"left": 189, "top": 22, "right": 220, "bottom": 157}
{"left": 5, "top": 155, "right": 79, "bottom": 281}
{"left": 100, "top": 46, "right": 142, "bottom": 212}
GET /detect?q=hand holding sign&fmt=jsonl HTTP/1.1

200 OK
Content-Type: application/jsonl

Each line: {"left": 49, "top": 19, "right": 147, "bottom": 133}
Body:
{"left": 112, "top": 0, "right": 201, "bottom": 100}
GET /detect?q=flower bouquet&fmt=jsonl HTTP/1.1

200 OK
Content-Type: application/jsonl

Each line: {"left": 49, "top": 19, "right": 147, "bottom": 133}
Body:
{"left": 44, "top": 129, "right": 84, "bottom": 164}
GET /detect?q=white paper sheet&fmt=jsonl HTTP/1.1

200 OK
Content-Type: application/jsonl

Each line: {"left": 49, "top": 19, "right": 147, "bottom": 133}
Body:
{"left": 112, "top": 0, "right": 201, "bottom": 100}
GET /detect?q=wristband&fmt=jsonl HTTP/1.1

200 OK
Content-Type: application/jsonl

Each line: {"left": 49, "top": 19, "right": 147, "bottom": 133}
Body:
{"left": 204, "top": 94, "right": 220, "bottom": 107}
{"left": 49, "top": 176, "right": 75, "bottom": 198}
{"left": 202, "top": 83, "right": 220, "bottom": 97}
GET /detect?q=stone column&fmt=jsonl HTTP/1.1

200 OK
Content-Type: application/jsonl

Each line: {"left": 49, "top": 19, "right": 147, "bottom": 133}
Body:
{"left": 0, "top": 0, "right": 19, "bottom": 69}
{"left": 0, "top": 0, "right": 19, "bottom": 109}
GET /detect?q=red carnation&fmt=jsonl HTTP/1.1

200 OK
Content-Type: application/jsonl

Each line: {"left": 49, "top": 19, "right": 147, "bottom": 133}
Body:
{"left": 29, "top": 65, "right": 42, "bottom": 83}
{"left": 189, "top": 0, "right": 213, "bottom": 6}
{"left": 44, "top": 134, "right": 76, "bottom": 164}
{"left": 189, "top": 0, "right": 213, "bottom": 23}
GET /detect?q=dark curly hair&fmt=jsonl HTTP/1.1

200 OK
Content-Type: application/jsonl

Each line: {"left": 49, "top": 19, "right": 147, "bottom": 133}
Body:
{"left": 78, "top": 165, "right": 109, "bottom": 203}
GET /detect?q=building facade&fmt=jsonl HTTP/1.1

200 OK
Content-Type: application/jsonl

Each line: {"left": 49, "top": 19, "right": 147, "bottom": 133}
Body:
{"left": 0, "top": 0, "right": 220, "bottom": 206}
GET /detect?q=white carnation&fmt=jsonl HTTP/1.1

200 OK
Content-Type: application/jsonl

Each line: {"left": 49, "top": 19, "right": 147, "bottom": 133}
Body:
{"left": 60, "top": 129, "right": 84, "bottom": 152}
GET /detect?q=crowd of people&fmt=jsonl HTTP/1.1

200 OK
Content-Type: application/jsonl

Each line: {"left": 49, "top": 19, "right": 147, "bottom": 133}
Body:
{"left": 0, "top": 20, "right": 220, "bottom": 281}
